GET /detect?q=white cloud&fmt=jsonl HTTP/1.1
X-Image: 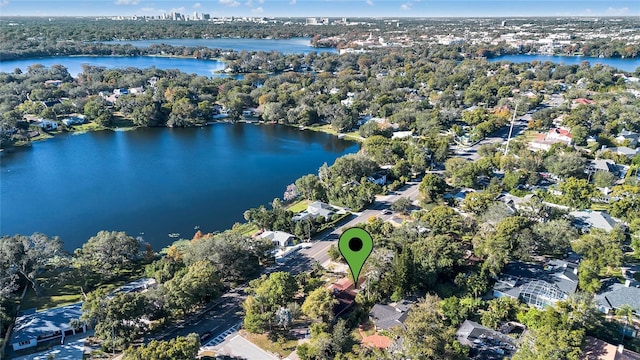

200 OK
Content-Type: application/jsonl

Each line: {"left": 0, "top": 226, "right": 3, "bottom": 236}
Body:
{"left": 245, "top": 0, "right": 253, "bottom": 6}
{"left": 169, "top": 6, "right": 185, "bottom": 12}
{"left": 115, "top": 0, "right": 140, "bottom": 5}
{"left": 289, "top": 0, "right": 296, "bottom": 4}
{"left": 400, "top": 2, "right": 412, "bottom": 10}
{"left": 605, "top": 7, "right": 629, "bottom": 15}
{"left": 258, "top": 0, "right": 264, "bottom": 3}
{"left": 193, "top": 2, "right": 201, "bottom": 8}
{"left": 366, "top": 0, "right": 374, "bottom": 5}
{"left": 0, "top": 0, "right": 9, "bottom": 6}
{"left": 252, "top": 6, "right": 264, "bottom": 13}
{"left": 219, "top": 0, "right": 240, "bottom": 6}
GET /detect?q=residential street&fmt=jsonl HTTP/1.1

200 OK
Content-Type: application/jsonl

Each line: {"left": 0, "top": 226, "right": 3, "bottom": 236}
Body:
{"left": 148, "top": 180, "right": 422, "bottom": 347}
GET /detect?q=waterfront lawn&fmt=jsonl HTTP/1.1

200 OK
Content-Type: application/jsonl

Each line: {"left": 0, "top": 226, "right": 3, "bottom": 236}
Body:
{"left": 110, "top": 113, "right": 136, "bottom": 128}
{"left": 308, "top": 124, "right": 361, "bottom": 141}
{"left": 21, "top": 266, "right": 146, "bottom": 311}
{"left": 72, "top": 122, "right": 106, "bottom": 132}
{"left": 287, "top": 199, "right": 310, "bottom": 213}
{"left": 231, "top": 222, "right": 260, "bottom": 236}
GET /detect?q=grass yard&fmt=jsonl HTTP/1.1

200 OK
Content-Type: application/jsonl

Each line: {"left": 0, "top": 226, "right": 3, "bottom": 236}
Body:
{"left": 287, "top": 199, "right": 310, "bottom": 213}
{"left": 21, "top": 267, "right": 146, "bottom": 311}
{"left": 307, "top": 124, "right": 362, "bottom": 142}
{"left": 241, "top": 330, "right": 298, "bottom": 358}
{"left": 71, "top": 122, "right": 106, "bottom": 132}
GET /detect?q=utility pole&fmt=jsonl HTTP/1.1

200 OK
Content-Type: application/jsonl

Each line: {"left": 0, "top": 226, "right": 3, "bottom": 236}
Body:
{"left": 504, "top": 102, "right": 519, "bottom": 155}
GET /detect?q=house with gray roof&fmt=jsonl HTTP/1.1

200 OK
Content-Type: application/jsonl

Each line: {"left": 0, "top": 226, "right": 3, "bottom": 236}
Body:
{"left": 10, "top": 303, "right": 86, "bottom": 352}
{"left": 595, "top": 280, "right": 640, "bottom": 317}
{"left": 616, "top": 130, "right": 639, "bottom": 148}
{"left": 570, "top": 210, "right": 620, "bottom": 232}
{"left": 605, "top": 147, "right": 639, "bottom": 158}
{"left": 369, "top": 300, "right": 413, "bottom": 331}
{"left": 292, "top": 201, "right": 335, "bottom": 222}
{"left": 259, "top": 230, "right": 295, "bottom": 248}
{"left": 588, "top": 159, "right": 620, "bottom": 176}
{"left": 456, "top": 320, "right": 518, "bottom": 359}
{"left": 493, "top": 260, "right": 579, "bottom": 309}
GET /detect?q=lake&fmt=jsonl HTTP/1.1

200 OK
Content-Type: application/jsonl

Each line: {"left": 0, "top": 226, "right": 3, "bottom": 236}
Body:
{"left": 489, "top": 54, "right": 640, "bottom": 72}
{"left": 0, "top": 56, "right": 232, "bottom": 78}
{"left": 0, "top": 124, "right": 358, "bottom": 252}
{"left": 101, "top": 37, "right": 338, "bottom": 54}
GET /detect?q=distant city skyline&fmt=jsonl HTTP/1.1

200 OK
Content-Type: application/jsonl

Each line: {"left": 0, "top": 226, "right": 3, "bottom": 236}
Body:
{"left": 1, "top": 0, "right": 639, "bottom": 18}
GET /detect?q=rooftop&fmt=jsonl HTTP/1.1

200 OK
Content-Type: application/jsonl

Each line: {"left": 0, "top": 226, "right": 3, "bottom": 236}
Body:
{"left": 11, "top": 303, "right": 83, "bottom": 345}
{"left": 456, "top": 320, "right": 518, "bottom": 360}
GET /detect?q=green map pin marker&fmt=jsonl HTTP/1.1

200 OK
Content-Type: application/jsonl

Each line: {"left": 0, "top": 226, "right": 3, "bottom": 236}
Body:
{"left": 338, "top": 227, "right": 374, "bottom": 287}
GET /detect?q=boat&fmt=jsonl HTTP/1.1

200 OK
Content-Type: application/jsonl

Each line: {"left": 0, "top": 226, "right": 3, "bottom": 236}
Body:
{"left": 168, "top": 233, "right": 180, "bottom": 238}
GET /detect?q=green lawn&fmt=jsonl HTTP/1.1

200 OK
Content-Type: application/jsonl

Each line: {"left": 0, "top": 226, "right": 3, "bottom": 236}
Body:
{"left": 307, "top": 124, "right": 362, "bottom": 141}
{"left": 287, "top": 199, "right": 310, "bottom": 213}
{"left": 21, "top": 267, "right": 146, "bottom": 311}
{"left": 242, "top": 331, "right": 298, "bottom": 358}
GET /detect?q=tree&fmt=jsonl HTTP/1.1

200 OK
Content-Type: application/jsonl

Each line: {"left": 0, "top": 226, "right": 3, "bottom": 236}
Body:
{"left": 420, "top": 205, "right": 463, "bottom": 235}
{"left": 593, "top": 170, "right": 617, "bottom": 188}
{"left": 253, "top": 272, "right": 299, "bottom": 310}
{"left": 391, "top": 197, "right": 413, "bottom": 215}
{"left": 74, "top": 231, "right": 141, "bottom": 280}
{"left": 558, "top": 177, "right": 596, "bottom": 209}
{"left": 163, "top": 261, "right": 222, "bottom": 313}
{"left": 411, "top": 235, "right": 463, "bottom": 290}
{"left": 616, "top": 304, "right": 635, "bottom": 342}
{"left": 283, "top": 183, "right": 299, "bottom": 202}
{"left": 83, "top": 97, "right": 112, "bottom": 126}
{"left": 295, "top": 174, "right": 326, "bottom": 201}
{"left": 419, "top": 174, "right": 447, "bottom": 203}
{"left": 301, "top": 287, "right": 337, "bottom": 323}
{"left": 0, "top": 233, "right": 64, "bottom": 297}
{"left": 398, "top": 294, "right": 468, "bottom": 360}
{"left": 123, "top": 334, "right": 200, "bottom": 360}
{"left": 544, "top": 152, "right": 586, "bottom": 179}
{"left": 481, "top": 297, "right": 520, "bottom": 329}
{"left": 532, "top": 219, "right": 578, "bottom": 256}
{"left": 262, "top": 102, "right": 285, "bottom": 122}
{"left": 81, "top": 290, "right": 152, "bottom": 351}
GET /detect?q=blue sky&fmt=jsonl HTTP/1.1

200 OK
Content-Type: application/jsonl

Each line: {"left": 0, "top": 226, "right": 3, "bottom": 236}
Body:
{"left": 1, "top": 0, "right": 638, "bottom": 17}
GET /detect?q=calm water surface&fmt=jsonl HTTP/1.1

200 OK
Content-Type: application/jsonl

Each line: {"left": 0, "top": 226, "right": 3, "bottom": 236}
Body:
{"left": 489, "top": 54, "right": 640, "bottom": 72}
{"left": 0, "top": 124, "right": 358, "bottom": 252}
{"left": 101, "top": 37, "right": 337, "bottom": 54}
{"left": 0, "top": 56, "right": 231, "bottom": 78}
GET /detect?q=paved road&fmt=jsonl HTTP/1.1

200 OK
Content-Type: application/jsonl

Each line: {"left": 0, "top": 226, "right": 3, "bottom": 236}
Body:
{"left": 149, "top": 180, "right": 422, "bottom": 345}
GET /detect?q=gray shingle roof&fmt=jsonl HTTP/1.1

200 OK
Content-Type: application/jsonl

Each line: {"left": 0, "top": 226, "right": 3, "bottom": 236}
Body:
{"left": 11, "top": 303, "right": 83, "bottom": 344}
{"left": 456, "top": 320, "right": 518, "bottom": 360}
{"left": 369, "top": 303, "right": 411, "bottom": 330}
{"left": 595, "top": 282, "right": 640, "bottom": 312}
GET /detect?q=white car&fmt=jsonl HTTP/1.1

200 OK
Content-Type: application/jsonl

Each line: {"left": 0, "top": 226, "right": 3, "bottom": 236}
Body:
{"left": 381, "top": 209, "right": 392, "bottom": 215}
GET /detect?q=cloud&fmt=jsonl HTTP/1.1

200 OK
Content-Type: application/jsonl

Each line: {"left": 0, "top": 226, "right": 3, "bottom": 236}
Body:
{"left": 219, "top": 0, "right": 240, "bottom": 6}
{"left": 365, "top": 0, "right": 374, "bottom": 5}
{"left": 258, "top": 0, "right": 264, "bottom": 3}
{"left": 252, "top": 6, "right": 264, "bottom": 13}
{"left": 0, "top": 0, "right": 8, "bottom": 6}
{"left": 400, "top": 1, "right": 412, "bottom": 10}
{"left": 115, "top": 0, "right": 140, "bottom": 5}
{"left": 193, "top": 2, "right": 201, "bottom": 8}
{"left": 605, "top": 7, "right": 629, "bottom": 15}
{"left": 139, "top": 6, "right": 163, "bottom": 13}
{"left": 289, "top": 0, "right": 296, "bottom": 4}
{"left": 169, "top": 6, "right": 185, "bottom": 12}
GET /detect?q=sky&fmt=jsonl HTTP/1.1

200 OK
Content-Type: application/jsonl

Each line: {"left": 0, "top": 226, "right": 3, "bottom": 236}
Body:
{"left": 0, "top": 0, "right": 638, "bottom": 18}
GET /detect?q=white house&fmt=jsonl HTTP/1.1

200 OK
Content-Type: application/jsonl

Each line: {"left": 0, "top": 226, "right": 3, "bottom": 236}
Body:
{"left": 259, "top": 231, "right": 295, "bottom": 248}
{"left": 293, "top": 201, "right": 335, "bottom": 222}
{"left": 529, "top": 127, "right": 572, "bottom": 151}
{"left": 36, "top": 119, "right": 58, "bottom": 131}
{"left": 10, "top": 303, "right": 86, "bottom": 351}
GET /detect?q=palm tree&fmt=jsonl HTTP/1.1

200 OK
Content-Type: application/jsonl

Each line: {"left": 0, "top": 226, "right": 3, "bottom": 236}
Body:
{"left": 616, "top": 304, "right": 635, "bottom": 342}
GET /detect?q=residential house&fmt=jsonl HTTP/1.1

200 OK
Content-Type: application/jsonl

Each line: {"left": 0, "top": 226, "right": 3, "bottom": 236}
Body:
{"left": 129, "top": 86, "right": 144, "bottom": 95}
{"left": 581, "top": 336, "right": 640, "bottom": 360}
{"left": 529, "top": 127, "right": 573, "bottom": 151}
{"left": 455, "top": 320, "right": 518, "bottom": 359}
{"left": 588, "top": 159, "right": 620, "bottom": 176}
{"left": 367, "top": 172, "right": 387, "bottom": 186}
{"left": 392, "top": 131, "right": 413, "bottom": 139}
{"left": 259, "top": 230, "right": 295, "bottom": 248}
{"left": 293, "top": 201, "right": 335, "bottom": 222}
{"left": 41, "top": 99, "right": 61, "bottom": 108}
{"left": 62, "top": 115, "right": 85, "bottom": 127}
{"left": 328, "top": 278, "right": 357, "bottom": 318}
{"left": 369, "top": 299, "right": 413, "bottom": 331}
{"left": 112, "top": 278, "right": 157, "bottom": 296}
{"left": 113, "top": 88, "right": 129, "bottom": 96}
{"left": 572, "top": 98, "right": 596, "bottom": 107}
{"left": 604, "top": 147, "right": 640, "bottom": 159}
{"left": 44, "top": 80, "right": 63, "bottom": 87}
{"left": 594, "top": 280, "right": 640, "bottom": 318}
{"left": 570, "top": 210, "right": 620, "bottom": 232}
{"left": 36, "top": 119, "right": 58, "bottom": 131}
{"left": 616, "top": 130, "right": 639, "bottom": 148}
{"left": 493, "top": 260, "right": 579, "bottom": 309}
{"left": 10, "top": 303, "right": 86, "bottom": 352}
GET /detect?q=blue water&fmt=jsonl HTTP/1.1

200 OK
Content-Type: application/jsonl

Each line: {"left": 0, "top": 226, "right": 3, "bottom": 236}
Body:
{"left": 0, "top": 56, "right": 231, "bottom": 78}
{"left": 101, "top": 37, "right": 337, "bottom": 54}
{"left": 0, "top": 124, "right": 358, "bottom": 252}
{"left": 489, "top": 54, "right": 640, "bottom": 72}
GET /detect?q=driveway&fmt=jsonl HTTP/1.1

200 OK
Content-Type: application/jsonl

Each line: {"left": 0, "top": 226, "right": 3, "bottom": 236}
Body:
{"left": 12, "top": 332, "right": 91, "bottom": 360}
